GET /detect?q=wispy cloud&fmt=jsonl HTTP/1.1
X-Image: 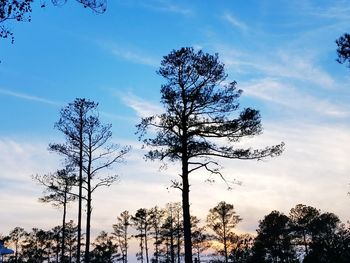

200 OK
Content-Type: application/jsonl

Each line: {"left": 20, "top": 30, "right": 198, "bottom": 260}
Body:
{"left": 300, "top": 1, "right": 350, "bottom": 22}
{"left": 120, "top": 92, "right": 162, "bottom": 118}
{"left": 241, "top": 78, "right": 350, "bottom": 118}
{"left": 141, "top": 0, "right": 192, "bottom": 16}
{"left": 0, "top": 88, "right": 60, "bottom": 106}
{"left": 223, "top": 13, "right": 248, "bottom": 32}
{"left": 218, "top": 44, "right": 336, "bottom": 90}
{"left": 97, "top": 41, "right": 159, "bottom": 67}
{"left": 255, "top": 51, "right": 336, "bottom": 89}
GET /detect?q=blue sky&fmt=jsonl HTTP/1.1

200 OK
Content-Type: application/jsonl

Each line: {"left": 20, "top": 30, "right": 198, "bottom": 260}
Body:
{"left": 1, "top": 0, "right": 350, "bottom": 244}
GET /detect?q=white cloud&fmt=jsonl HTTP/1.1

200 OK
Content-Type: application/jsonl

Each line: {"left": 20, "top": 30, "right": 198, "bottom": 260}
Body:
{"left": 120, "top": 92, "right": 163, "bottom": 118}
{"left": 241, "top": 77, "right": 350, "bottom": 118}
{"left": 223, "top": 13, "right": 248, "bottom": 32}
{"left": 217, "top": 44, "right": 336, "bottom": 90}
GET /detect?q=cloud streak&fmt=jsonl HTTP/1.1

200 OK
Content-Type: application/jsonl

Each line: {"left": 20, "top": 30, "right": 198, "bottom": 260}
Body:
{"left": 97, "top": 41, "right": 159, "bottom": 67}
{"left": 241, "top": 78, "right": 350, "bottom": 118}
{"left": 140, "top": 0, "right": 192, "bottom": 16}
{"left": 0, "top": 88, "right": 60, "bottom": 106}
{"left": 223, "top": 13, "right": 248, "bottom": 32}
{"left": 121, "top": 92, "right": 163, "bottom": 118}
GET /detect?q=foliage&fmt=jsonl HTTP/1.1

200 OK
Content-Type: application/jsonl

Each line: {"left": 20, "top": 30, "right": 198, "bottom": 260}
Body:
{"left": 0, "top": 0, "right": 33, "bottom": 43}
{"left": 289, "top": 204, "right": 320, "bottom": 257}
{"left": 251, "top": 211, "right": 297, "bottom": 263}
{"left": 0, "top": 0, "right": 107, "bottom": 43}
{"left": 304, "top": 213, "right": 350, "bottom": 263}
{"left": 90, "top": 231, "right": 119, "bottom": 263}
{"left": 336, "top": 33, "right": 350, "bottom": 67}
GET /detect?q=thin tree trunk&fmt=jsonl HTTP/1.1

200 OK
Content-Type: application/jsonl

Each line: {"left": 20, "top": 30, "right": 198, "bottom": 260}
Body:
{"left": 61, "top": 191, "right": 67, "bottom": 263}
{"left": 140, "top": 231, "right": 144, "bottom": 263}
{"left": 85, "top": 188, "right": 91, "bottom": 263}
{"left": 85, "top": 144, "right": 93, "bottom": 263}
{"left": 145, "top": 227, "right": 149, "bottom": 263}
{"left": 223, "top": 219, "right": 228, "bottom": 263}
{"left": 170, "top": 207, "right": 175, "bottom": 263}
{"left": 155, "top": 228, "right": 159, "bottom": 263}
{"left": 124, "top": 224, "right": 128, "bottom": 263}
{"left": 77, "top": 116, "right": 84, "bottom": 263}
{"left": 177, "top": 211, "right": 181, "bottom": 263}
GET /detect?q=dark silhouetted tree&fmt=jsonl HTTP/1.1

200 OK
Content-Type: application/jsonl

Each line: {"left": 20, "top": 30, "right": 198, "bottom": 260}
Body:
{"left": 50, "top": 98, "right": 96, "bottom": 262}
{"left": 79, "top": 101, "right": 129, "bottom": 263}
{"left": 113, "top": 210, "right": 131, "bottom": 263}
{"left": 304, "top": 212, "right": 350, "bottom": 263}
{"left": 207, "top": 201, "right": 241, "bottom": 263}
{"left": 50, "top": 98, "right": 130, "bottom": 263}
{"left": 289, "top": 204, "right": 320, "bottom": 257}
{"left": 191, "top": 216, "right": 209, "bottom": 263}
{"left": 65, "top": 220, "right": 79, "bottom": 262}
{"left": 336, "top": 33, "right": 350, "bottom": 67}
{"left": 137, "top": 47, "right": 284, "bottom": 263}
{"left": 148, "top": 206, "right": 165, "bottom": 263}
{"left": 7, "top": 227, "right": 26, "bottom": 263}
{"left": 90, "top": 231, "right": 119, "bottom": 263}
{"left": 159, "top": 203, "right": 182, "bottom": 263}
{"left": 252, "top": 211, "right": 297, "bottom": 263}
{"left": 229, "top": 233, "right": 254, "bottom": 263}
{"left": 21, "top": 228, "right": 53, "bottom": 262}
{"left": 33, "top": 167, "right": 77, "bottom": 263}
{"left": 132, "top": 208, "right": 152, "bottom": 263}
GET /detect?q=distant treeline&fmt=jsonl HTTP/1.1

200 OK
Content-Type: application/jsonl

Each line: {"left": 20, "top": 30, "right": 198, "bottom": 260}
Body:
{"left": 2, "top": 202, "right": 349, "bottom": 263}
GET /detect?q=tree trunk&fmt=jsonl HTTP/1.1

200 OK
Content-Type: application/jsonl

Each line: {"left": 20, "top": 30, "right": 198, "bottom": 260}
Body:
{"left": 182, "top": 162, "right": 192, "bottom": 263}
{"left": 145, "top": 227, "right": 149, "bottom": 263}
{"left": 223, "top": 219, "right": 228, "bottom": 263}
{"left": 177, "top": 211, "right": 181, "bottom": 263}
{"left": 85, "top": 189, "right": 91, "bottom": 263}
{"left": 124, "top": 225, "right": 128, "bottom": 263}
{"left": 170, "top": 210, "right": 175, "bottom": 263}
{"left": 85, "top": 134, "right": 93, "bottom": 263}
{"left": 77, "top": 117, "right": 84, "bottom": 263}
{"left": 61, "top": 191, "right": 67, "bottom": 263}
